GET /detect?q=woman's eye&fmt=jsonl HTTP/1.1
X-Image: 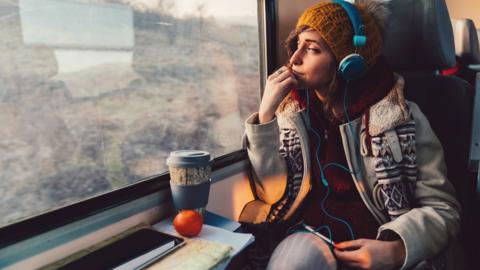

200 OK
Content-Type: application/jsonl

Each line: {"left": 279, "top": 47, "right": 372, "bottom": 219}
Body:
{"left": 307, "top": 47, "right": 321, "bottom": 53}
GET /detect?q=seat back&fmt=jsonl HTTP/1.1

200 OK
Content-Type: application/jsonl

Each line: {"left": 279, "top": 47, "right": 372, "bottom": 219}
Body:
{"left": 450, "top": 18, "right": 480, "bottom": 84}
{"left": 383, "top": 0, "right": 477, "bottom": 263}
{"left": 452, "top": 18, "right": 480, "bottom": 65}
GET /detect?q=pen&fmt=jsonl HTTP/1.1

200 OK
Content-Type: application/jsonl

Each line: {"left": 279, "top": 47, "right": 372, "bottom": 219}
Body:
{"left": 302, "top": 224, "right": 336, "bottom": 246}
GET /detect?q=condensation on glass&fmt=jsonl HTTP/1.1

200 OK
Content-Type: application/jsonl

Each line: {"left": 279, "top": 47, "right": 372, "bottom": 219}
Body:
{"left": 0, "top": 0, "right": 260, "bottom": 227}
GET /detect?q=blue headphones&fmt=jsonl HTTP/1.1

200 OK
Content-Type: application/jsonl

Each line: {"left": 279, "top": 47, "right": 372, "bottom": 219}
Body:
{"left": 333, "top": 0, "right": 367, "bottom": 81}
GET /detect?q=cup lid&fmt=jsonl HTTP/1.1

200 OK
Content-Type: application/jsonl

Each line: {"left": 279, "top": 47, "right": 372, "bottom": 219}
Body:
{"left": 166, "top": 150, "right": 212, "bottom": 168}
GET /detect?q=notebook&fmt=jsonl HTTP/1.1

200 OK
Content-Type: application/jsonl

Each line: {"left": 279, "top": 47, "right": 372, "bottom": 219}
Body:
{"left": 144, "top": 238, "right": 233, "bottom": 270}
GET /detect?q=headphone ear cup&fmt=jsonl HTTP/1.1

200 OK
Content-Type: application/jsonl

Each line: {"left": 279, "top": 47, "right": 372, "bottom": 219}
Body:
{"left": 338, "top": 53, "right": 365, "bottom": 81}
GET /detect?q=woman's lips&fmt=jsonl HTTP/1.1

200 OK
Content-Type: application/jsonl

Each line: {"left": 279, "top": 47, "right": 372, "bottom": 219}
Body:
{"left": 292, "top": 70, "right": 304, "bottom": 79}
{"left": 292, "top": 70, "right": 303, "bottom": 76}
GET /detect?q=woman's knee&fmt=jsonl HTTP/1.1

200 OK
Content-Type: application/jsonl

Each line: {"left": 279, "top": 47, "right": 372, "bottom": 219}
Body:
{"left": 267, "top": 232, "right": 337, "bottom": 270}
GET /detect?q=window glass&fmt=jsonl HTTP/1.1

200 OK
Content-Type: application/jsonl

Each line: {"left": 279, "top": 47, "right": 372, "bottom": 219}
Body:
{"left": 0, "top": 0, "right": 260, "bottom": 227}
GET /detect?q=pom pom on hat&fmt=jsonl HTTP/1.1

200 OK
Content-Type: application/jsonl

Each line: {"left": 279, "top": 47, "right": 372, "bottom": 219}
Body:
{"left": 356, "top": 0, "right": 391, "bottom": 35}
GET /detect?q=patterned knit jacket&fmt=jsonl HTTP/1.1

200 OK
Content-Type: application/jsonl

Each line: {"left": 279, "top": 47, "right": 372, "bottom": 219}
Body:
{"left": 240, "top": 75, "right": 461, "bottom": 270}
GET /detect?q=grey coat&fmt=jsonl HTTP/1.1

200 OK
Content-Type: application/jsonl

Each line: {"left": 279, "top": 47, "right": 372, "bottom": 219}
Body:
{"left": 240, "top": 75, "right": 462, "bottom": 269}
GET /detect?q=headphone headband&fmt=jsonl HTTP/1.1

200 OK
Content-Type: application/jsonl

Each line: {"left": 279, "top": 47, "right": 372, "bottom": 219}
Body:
{"left": 331, "top": 0, "right": 367, "bottom": 80}
{"left": 332, "top": 0, "right": 366, "bottom": 47}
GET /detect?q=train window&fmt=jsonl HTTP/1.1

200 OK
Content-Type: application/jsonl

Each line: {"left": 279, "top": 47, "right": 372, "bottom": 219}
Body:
{"left": 0, "top": 0, "right": 260, "bottom": 228}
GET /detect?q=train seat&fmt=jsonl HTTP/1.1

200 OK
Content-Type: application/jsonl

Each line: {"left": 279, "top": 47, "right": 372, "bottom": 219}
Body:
{"left": 446, "top": 18, "right": 480, "bottom": 84}
{"left": 383, "top": 0, "right": 477, "bottom": 265}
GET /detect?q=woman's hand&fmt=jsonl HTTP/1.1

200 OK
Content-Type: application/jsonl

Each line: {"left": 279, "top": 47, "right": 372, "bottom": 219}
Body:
{"left": 333, "top": 238, "right": 406, "bottom": 270}
{"left": 258, "top": 66, "right": 298, "bottom": 123}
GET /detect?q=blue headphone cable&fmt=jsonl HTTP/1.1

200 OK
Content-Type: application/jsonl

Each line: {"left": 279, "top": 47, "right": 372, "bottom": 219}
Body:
{"left": 305, "top": 89, "right": 356, "bottom": 242}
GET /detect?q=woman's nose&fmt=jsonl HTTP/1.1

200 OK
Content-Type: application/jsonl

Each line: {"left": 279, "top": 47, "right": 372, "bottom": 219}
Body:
{"left": 289, "top": 49, "right": 303, "bottom": 66}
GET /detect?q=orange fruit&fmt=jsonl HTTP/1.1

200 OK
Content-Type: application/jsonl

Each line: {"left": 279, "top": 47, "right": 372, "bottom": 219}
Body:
{"left": 173, "top": 210, "right": 203, "bottom": 237}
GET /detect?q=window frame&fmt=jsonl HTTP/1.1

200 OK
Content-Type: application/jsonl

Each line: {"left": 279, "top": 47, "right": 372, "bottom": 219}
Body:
{"left": 0, "top": 0, "right": 278, "bottom": 248}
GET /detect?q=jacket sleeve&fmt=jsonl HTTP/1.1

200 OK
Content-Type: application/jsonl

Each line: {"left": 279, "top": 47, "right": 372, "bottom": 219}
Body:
{"left": 376, "top": 102, "right": 461, "bottom": 270}
{"left": 243, "top": 112, "right": 287, "bottom": 205}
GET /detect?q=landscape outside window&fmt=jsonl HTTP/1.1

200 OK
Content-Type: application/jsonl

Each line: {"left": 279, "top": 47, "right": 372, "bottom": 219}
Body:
{"left": 0, "top": 0, "right": 260, "bottom": 227}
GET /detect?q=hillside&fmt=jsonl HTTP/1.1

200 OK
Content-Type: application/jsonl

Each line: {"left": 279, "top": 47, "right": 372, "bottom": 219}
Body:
{"left": 0, "top": 1, "right": 260, "bottom": 226}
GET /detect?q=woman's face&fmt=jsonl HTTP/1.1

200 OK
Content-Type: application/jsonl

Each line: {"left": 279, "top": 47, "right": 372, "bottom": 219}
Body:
{"left": 289, "top": 29, "right": 336, "bottom": 91}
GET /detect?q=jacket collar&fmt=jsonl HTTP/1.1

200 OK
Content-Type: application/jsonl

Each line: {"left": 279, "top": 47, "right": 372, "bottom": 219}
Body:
{"left": 367, "top": 74, "right": 410, "bottom": 136}
{"left": 277, "top": 74, "right": 410, "bottom": 137}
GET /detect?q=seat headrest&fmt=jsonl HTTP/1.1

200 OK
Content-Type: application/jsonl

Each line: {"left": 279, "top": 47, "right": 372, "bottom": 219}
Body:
{"left": 452, "top": 18, "right": 480, "bottom": 64}
{"left": 383, "top": 0, "right": 456, "bottom": 71}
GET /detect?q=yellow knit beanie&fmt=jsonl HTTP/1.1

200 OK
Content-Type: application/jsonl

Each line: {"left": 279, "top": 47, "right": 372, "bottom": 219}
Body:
{"left": 296, "top": 1, "right": 384, "bottom": 70}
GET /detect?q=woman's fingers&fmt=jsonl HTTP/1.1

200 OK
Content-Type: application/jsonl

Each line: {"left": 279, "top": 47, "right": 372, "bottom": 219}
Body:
{"left": 268, "top": 66, "right": 289, "bottom": 81}
{"left": 272, "top": 69, "right": 294, "bottom": 83}
{"left": 335, "top": 248, "right": 373, "bottom": 269}
{"left": 258, "top": 66, "right": 296, "bottom": 123}
{"left": 278, "top": 75, "right": 297, "bottom": 90}
{"left": 334, "top": 239, "right": 380, "bottom": 269}
{"left": 267, "top": 66, "right": 296, "bottom": 93}
{"left": 333, "top": 248, "right": 363, "bottom": 263}
{"left": 334, "top": 239, "right": 365, "bottom": 250}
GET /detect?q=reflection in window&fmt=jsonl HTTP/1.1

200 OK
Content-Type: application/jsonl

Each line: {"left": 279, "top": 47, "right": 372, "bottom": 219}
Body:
{"left": 0, "top": 0, "right": 260, "bottom": 227}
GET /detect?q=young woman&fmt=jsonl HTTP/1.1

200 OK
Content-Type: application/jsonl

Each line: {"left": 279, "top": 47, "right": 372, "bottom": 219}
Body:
{"left": 240, "top": 1, "right": 461, "bottom": 269}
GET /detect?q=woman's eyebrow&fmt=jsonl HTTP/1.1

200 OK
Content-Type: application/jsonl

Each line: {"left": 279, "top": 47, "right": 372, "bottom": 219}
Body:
{"left": 303, "top": 39, "right": 322, "bottom": 46}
